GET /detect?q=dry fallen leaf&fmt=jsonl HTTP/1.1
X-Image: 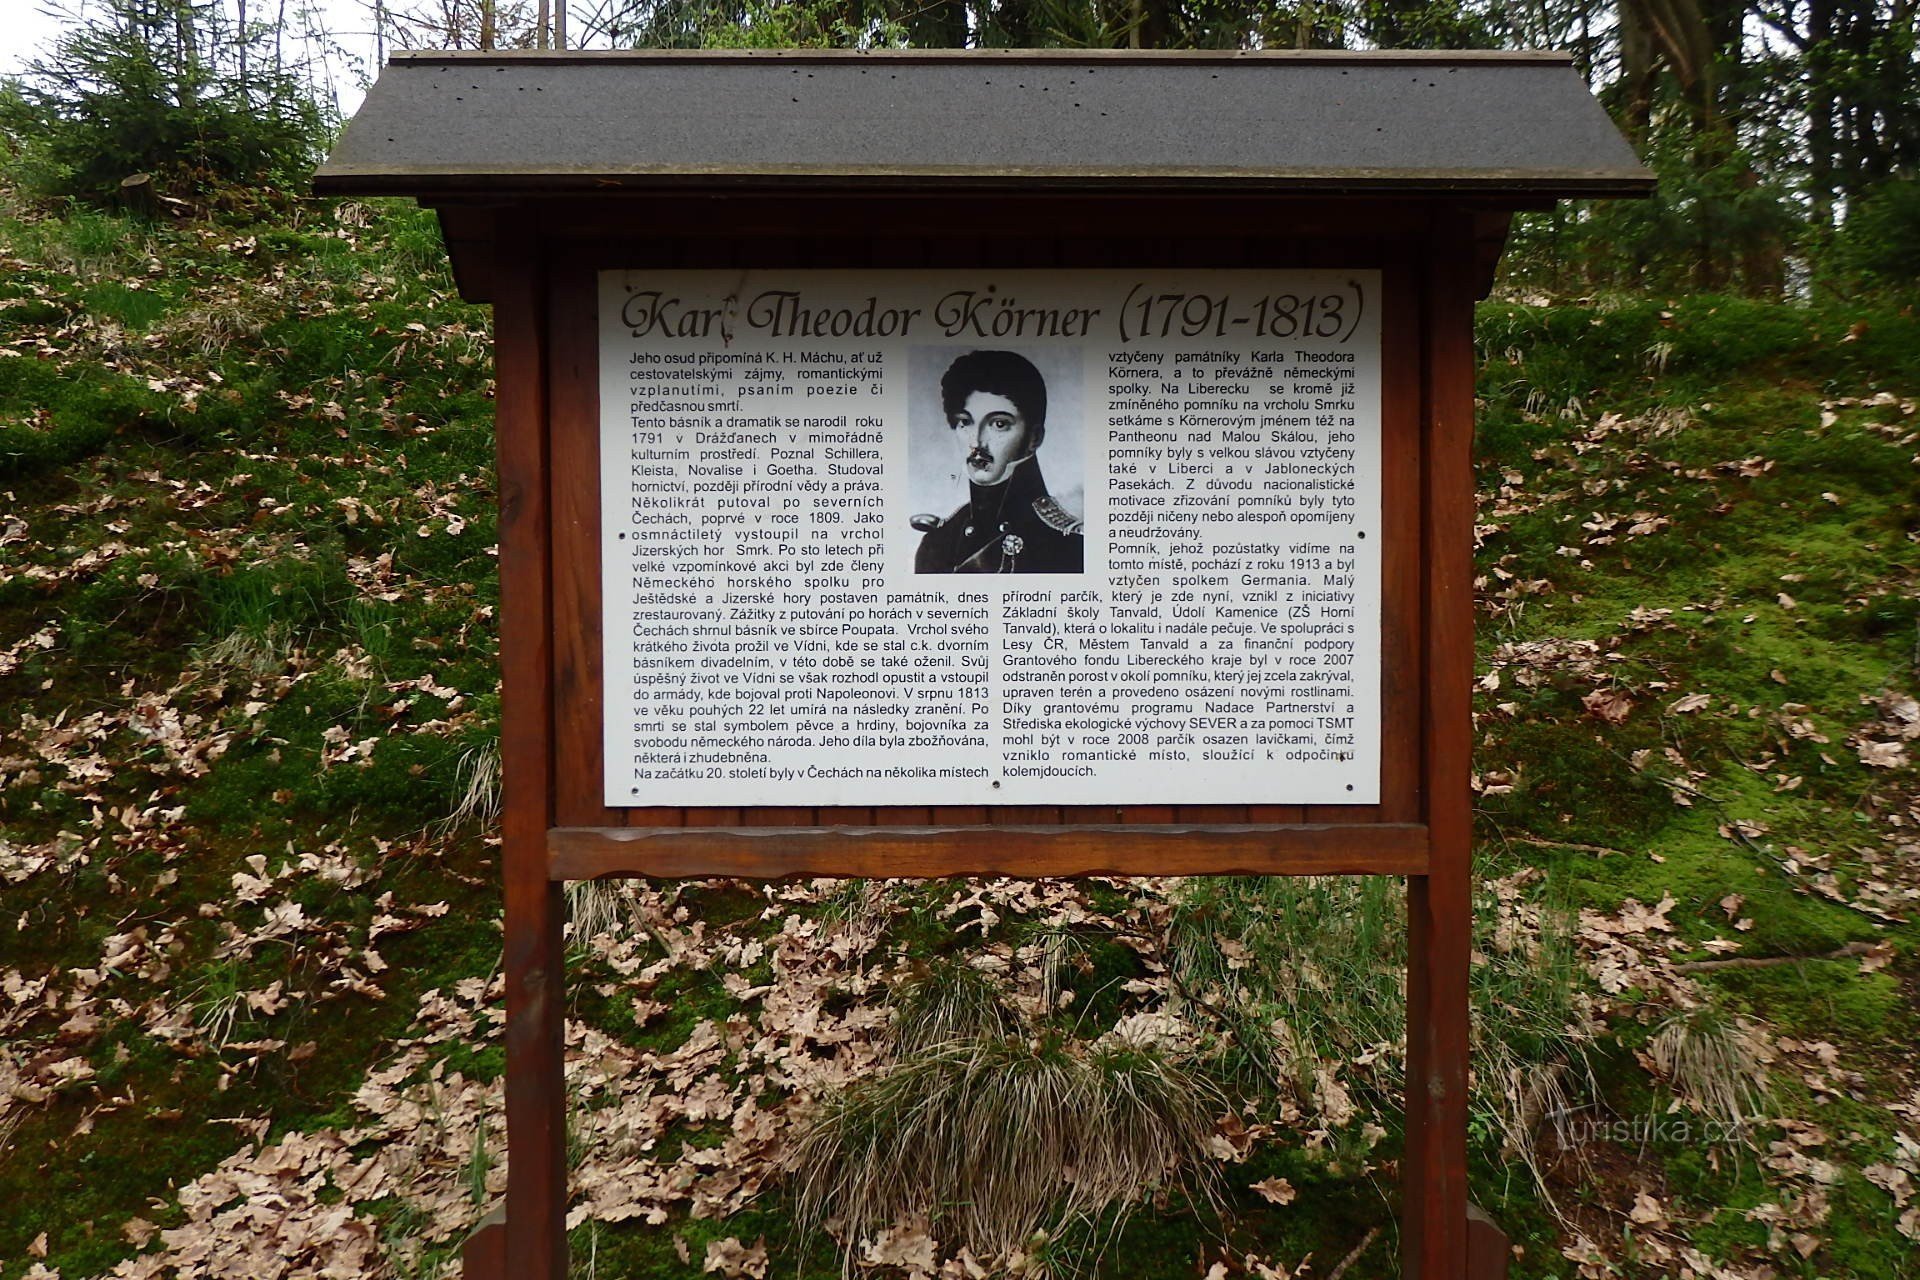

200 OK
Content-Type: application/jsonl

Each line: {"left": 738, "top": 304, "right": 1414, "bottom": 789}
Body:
{"left": 861, "top": 1223, "right": 939, "bottom": 1278}
{"left": 703, "top": 1236, "right": 770, "bottom": 1279}
{"left": 1250, "top": 1177, "right": 1297, "bottom": 1206}
{"left": 1858, "top": 740, "right": 1908, "bottom": 769}
{"left": 1583, "top": 688, "right": 1635, "bottom": 724}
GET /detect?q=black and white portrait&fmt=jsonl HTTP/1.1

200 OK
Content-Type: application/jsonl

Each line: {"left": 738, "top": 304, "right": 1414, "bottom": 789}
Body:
{"left": 906, "top": 347, "right": 1085, "bottom": 575}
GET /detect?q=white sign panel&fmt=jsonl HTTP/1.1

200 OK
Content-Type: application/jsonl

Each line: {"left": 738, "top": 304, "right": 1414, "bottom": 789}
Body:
{"left": 600, "top": 270, "right": 1381, "bottom": 808}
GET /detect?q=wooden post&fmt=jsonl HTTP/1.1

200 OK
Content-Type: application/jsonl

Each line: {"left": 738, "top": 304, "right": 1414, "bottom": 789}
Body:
{"left": 1468, "top": 1202, "right": 1512, "bottom": 1279}
{"left": 494, "top": 215, "right": 569, "bottom": 1280}
{"left": 1405, "top": 208, "right": 1476, "bottom": 1280}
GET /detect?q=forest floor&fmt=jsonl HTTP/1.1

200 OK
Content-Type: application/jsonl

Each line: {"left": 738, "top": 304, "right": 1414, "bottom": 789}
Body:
{"left": 1, "top": 176, "right": 1918, "bottom": 1280}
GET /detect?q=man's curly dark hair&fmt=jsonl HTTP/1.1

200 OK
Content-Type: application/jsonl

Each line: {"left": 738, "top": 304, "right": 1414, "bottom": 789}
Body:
{"left": 940, "top": 349, "right": 1048, "bottom": 451}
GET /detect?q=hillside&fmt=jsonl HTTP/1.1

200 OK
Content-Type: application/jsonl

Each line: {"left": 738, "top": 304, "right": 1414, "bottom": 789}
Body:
{"left": 1, "top": 183, "right": 1917, "bottom": 1280}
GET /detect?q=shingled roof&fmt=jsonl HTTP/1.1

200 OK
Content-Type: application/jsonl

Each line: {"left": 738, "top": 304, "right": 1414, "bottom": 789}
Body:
{"left": 315, "top": 48, "right": 1651, "bottom": 199}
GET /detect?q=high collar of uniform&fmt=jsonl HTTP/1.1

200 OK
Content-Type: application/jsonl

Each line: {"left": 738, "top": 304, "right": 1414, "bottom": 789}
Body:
{"left": 967, "top": 452, "right": 1047, "bottom": 517}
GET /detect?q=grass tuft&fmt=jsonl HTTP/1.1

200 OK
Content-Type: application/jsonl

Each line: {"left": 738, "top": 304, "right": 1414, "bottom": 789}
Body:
{"left": 788, "top": 975, "right": 1221, "bottom": 1272}
{"left": 1648, "top": 1004, "right": 1772, "bottom": 1135}
{"left": 891, "top": 959, "right": 1022, "bottom": 1056}
{"left": 438, "top": 742, "right": 501, "bottom": 835}
{"left": 192, "top": 621, "right": 296, "bottom": 682}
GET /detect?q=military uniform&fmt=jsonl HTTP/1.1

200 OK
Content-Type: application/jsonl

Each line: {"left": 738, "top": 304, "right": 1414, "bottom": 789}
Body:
{"left": 914, "top": 459, "right": 1084, "bottom": 574}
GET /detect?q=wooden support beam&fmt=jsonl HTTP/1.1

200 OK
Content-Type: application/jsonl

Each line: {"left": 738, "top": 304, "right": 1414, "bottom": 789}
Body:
{"left": 461, "top": 1206, "right": 507, "bottom": 1280}
{"left": 547, "top": 823, "right": 1429, "bottom": 881}
{"left": 495, "top": 215, "right": 569, "bottom": 1280}
{"left": 1403, "top": 207, "right": 1477, "bottom": 1280}
{"left": 1468, "top": 1202, "right": 1512, "bottom": 1279}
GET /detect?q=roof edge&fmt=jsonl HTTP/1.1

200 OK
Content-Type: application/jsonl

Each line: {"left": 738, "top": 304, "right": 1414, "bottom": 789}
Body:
{"left": 314, "top": 164, "right": 1655, "bottom": 200}
{"left": 385, "top": 47, "right": 1576, "bottom": 67}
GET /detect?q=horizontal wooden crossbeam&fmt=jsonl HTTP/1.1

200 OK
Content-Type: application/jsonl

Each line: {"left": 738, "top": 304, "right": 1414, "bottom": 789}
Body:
{"left": 547, "top": 823, "right": 1428, "bottom": 881}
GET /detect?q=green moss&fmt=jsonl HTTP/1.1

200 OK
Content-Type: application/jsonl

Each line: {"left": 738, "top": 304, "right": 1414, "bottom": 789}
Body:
{"left": 79, "top": 279, "right": 174, "bottom": 330}
{"left": 1704, "top": 964, "right": 1903, "bottom": 1044}
{"left": 0, "top": 356, "right": 166, "bottom": 478}
{"left": 1477, "top": 721, "right": 1673, "bottom": 848}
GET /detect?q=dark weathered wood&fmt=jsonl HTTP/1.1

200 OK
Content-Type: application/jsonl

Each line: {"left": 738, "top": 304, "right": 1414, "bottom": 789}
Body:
{"left": 1403, "top": 208, "right": 1476, "bottom": 1280}
{"left": 494, "top": 220, "right": 569, "bottom": 1280}
{"left": 461, "top": 1206, "right": 507, "bottom": 1280}
{"left": 527, "top": 196, "right": 1446, "bottom": 250}
{"left": 548, "top": 823, "right": 1429, "bottom": 881}
{"left": 1470, "top": 212, "right": 1516, "bottom": 302}
{"left": 437, "top": 206, "right": 498, "bottom": 303}
{"left": 1467, "top": 1201, "right": 1512, "bottom": 1280}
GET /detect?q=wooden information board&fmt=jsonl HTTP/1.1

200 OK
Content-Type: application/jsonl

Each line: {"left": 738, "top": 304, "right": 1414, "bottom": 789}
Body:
{"left": 540, "top": 224, "right": 1434, "bottom": 885}
{"left": 314, "top": 47, "right": 1653, "bottom": 1280}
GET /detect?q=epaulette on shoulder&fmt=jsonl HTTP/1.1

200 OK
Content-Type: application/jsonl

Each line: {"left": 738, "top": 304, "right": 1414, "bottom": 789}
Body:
{"left": 1031, "top": 494, "right": 1084, "bottom": 535}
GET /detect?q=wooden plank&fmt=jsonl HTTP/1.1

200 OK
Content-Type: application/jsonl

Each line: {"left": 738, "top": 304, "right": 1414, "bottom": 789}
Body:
{"left": 1468, "top": 1202, "right": 1512, "bottom": 1280}
{"left": 460, "top": 1206, "right": 506, "bottom": 1280}
{"left": 493, "top": 216, "right": 569, "bottom": 1280}
{"left": 1403, "top": 207, "right": 1476, "bottom": 1280}
{"left": 549, "top": 822, "right": 1428, "bottom": 881}
{"left": 404, "top": 45, "right": 1579, "bottom": 64}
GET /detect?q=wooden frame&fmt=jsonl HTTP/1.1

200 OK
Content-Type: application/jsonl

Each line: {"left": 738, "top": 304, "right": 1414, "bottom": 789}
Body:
{"left": 473, "top": 194, "right": 1498, "bottom": 1280}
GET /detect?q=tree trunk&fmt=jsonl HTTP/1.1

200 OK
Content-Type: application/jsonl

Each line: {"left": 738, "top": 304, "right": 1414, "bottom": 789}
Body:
{"left": 176, "top": 0, "right": 199, "bottom": 106}
{"left": 1614, "top": 1, "right": 1659, "bottom": 140}
{"left": 1807, "top": 0, "right": 1836, "bottom": 232}
{"left": 119, "top": 172, "right": 159, "bottom": 218}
